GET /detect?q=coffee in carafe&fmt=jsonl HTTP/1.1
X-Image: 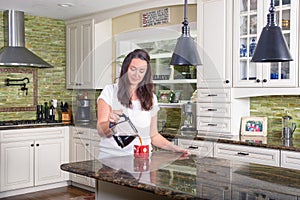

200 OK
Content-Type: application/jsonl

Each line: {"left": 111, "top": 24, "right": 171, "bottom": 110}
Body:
{"left": 110, "top": 114, "right": 142, "bottom": 148}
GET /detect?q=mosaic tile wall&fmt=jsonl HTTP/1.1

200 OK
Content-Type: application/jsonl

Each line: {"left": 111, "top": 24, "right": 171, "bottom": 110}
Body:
{"left": 250, "top": 95, "right": 300, "bottom": 138}
{"left": 0, "top": 13, "right": 75, "bottom": 121}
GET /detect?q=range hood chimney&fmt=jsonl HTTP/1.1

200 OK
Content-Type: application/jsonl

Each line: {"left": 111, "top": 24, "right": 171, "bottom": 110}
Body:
{"left": 0, "top": 10, "right": 53, "bottom": 68}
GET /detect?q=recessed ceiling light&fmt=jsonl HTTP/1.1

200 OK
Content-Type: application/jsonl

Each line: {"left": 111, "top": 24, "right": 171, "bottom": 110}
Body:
{"left": 57, "top": 3, "right": 74, "bottom": 8}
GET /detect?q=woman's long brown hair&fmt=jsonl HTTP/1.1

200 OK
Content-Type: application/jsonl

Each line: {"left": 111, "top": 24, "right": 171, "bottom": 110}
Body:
{"left": 117, "top": 49, "right": 154, "bottom": 111}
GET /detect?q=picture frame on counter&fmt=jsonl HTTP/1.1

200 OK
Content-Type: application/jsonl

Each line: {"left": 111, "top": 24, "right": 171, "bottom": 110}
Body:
{"left": 241, "top": 116, "right": 268, "bottom": 136}
{"left": 157, "top": 90, "right": 171, "bottom": 103}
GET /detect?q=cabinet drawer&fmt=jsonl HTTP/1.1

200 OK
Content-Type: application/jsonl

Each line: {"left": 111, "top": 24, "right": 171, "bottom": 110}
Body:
{"left": 281, "top": 150, "right": 300, "bottom": 170}
{"left": 178, "top": 139, "right": 213, "bottom": 157}
{"left": 214, "top": 143, "right": 280, "bottom": 166}
{"left": 197, "top": 103, "right": 231, "bottom": 117}
{"left": 197, "top": 117, "right": 231, "bottom": 133}
{"left": 0, "top": 127, "right": 67, "bottom": 142}
{"left": 198, "top": 89, "right": 231, "bottom": 102}
{"left": 72, "top": 127, "right": 91, "bottom": 139}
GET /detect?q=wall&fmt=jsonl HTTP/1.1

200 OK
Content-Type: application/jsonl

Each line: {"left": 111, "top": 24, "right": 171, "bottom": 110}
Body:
{"left": 112, "top": 5, "right": 197, "bottom": 35}
{"left": 0, "top": 12, "right": 74, "bottom": 121}
{"left": 250, "top": 96, "right": 300, "bottom": 138}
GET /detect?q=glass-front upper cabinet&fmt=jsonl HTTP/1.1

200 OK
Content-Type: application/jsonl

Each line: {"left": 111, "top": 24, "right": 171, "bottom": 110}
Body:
{"left": 233, "top": 0, "right": 298, "bottom": 88}
{"left": 114, "top": 23, "right": 198, "bottom": 102}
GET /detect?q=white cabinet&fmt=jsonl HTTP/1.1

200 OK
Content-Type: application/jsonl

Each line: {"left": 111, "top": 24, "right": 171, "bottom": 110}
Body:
{"left": 66, "top": 18, "right": 112, "bottom": 89}
{"left": 178, "top": 138, "right": 213, "bottom": 157}
{"left": 0, "top": 127, "right": 69, "bottom": 192}
{"left": 70, "top": 126, "right": 100, "bottom": 188}
{"left": 281, "top": 150, "right": 300, "bottom": 170}
{"left": 214, "top": 143, "right": 280, "bottom": 166}
{"left": 233, "top": 0, "right": 298, "bottom": 88}
{"left": 197, "top": 0, "right": 249, "bottom": 138}
{"left": 197, "top": 88, "right": 249, "bottom": 137}
{"left": 0, "top": 140, "right": 34, "bottom": 191}
{"left": 197, "top": 0, "right": 232, "bottom": 88}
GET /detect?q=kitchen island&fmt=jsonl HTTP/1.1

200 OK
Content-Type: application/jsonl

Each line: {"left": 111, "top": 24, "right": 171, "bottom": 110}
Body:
{"left": 61, "top": 151, "right": 300, "bottom": 200}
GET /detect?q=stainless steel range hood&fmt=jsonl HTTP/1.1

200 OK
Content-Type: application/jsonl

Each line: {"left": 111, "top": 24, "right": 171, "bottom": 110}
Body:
{"left": 0, "top": 10, "right": 53, "bottom": 68}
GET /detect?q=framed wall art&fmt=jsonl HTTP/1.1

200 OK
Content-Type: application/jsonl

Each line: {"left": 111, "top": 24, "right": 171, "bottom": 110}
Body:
{"left": 241, "top": 116, "right": 268, "bottom": 136}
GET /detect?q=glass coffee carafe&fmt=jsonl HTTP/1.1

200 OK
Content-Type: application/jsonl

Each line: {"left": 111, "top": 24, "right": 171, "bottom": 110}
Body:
{"left": 109, "top": 113, "right": 142, "bottom": 148}
{"left": 282, "top": 112, "right": 297, "bottom": 139}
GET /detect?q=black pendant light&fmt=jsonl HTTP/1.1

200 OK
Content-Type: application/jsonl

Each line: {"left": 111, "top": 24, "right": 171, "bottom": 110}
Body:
{"left": 170, "top": 0, "right": 201, "bottom": 66}
{"left": 251, "top": 0, "right": 293, "bottom": 62}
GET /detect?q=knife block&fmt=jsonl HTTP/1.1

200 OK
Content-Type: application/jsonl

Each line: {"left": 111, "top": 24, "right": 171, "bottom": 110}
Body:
{"left": 62, "top": 111, "right": 72, "bottom": 124}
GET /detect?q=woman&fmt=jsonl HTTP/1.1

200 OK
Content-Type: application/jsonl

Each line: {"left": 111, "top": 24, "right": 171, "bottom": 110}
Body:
{"left": 97, "top": 49, "right": 190, "bottom": 158}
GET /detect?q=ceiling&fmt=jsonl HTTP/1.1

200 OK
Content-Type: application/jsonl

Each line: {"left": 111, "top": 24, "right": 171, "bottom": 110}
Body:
{"left": 0, "top": 0, "right": 150, "bottom": 20}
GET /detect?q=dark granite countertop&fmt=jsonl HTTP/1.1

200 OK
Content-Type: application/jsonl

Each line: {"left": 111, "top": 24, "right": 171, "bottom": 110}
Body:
{"left": 0, "top": 122, "right": 70, "bottom": 130}
{"left": 61, "top": 151, "right": 300, "bottom": 199}
{"left": 162, "top": 132, "right": 300, "bottom": 152}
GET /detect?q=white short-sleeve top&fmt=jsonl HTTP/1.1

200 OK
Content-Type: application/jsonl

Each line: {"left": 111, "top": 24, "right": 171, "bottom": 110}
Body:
{"left": 97, "top": 83, "right": 160, "bottom": 159}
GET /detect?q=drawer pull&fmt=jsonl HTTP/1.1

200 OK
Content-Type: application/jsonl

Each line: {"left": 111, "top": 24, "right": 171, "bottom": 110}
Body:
{"left": 208, "top": 94, "right": 218, "bottom": 97}
{"left": 188, "top": 146, "right": 199, "bottom": 149}
{"left": 207, "top": 123, "right": 217, "bottom": 126}
{"left": 207, "top": 109, "right": 217, "bottom": 111}
{"left": 77, "top": 132, "right": 84, "bottom": 134}
{"left": 237, "top": 152, "right": 249, "bottom": 156}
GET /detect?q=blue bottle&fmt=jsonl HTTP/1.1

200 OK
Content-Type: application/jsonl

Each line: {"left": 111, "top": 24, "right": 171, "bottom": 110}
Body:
{"left": 249, "top": 39, "right": 256, "bottom": 57}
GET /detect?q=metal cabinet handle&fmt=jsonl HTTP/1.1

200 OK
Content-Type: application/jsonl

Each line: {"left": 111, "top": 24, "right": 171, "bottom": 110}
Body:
{"left": 225, "top": 80, "right": 230, "bottom": 84}
{"left": 207, "top": 108, "right": 217, "bottom": 111}
{"left": 263, "top": 79, "right": 267, "bottom": 83}
{"left": 237, "top": 152, "right": 249, "bottom": 156}
{"left": 207, "top": 123, "right": 217, "bottom": 126}
{"left": 188, "top": 146, "right": 199, "bottom": 149}
{"left": 36, "top": 144, "right": 39, "bottom": 147}
{"left": 77, "top": 132, "right": 84, "bottom": 134}
{"left": 256, "top": 79, "right": 261, "bottom": 83}
{"left": 208, "top": 94, "right": 218, "bottom": 97}
{"left": 31, "top": 144, "right": 34, "bottom": 147}
{"left": 86, "top": 143, "right": 89, "bottom": 146}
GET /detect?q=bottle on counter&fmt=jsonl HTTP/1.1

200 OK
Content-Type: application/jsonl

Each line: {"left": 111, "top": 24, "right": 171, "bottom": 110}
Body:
{"left": 49, "top": 100, "right": 55, "bottom": 121}
{"left": 44, "top": 102, "right": 49, "bottom": 121}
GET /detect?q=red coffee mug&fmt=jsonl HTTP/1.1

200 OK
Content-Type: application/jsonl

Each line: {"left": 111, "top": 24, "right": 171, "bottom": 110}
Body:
{"left": 134, "top": 145, "right": 149, "bottom": 158}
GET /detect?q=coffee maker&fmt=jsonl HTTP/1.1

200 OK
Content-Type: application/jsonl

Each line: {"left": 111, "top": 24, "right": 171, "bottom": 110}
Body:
{"left": 180, "top": 102, "right": 197, "bottom": 133}
{"left": 76, "top": 99, "right": 91, "bottom": 124}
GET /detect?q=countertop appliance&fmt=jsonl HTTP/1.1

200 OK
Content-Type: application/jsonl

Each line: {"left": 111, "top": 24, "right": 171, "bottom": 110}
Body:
{"left": 76, "top": 99, "right": 91, "bottom": 124}
{"left": 180, "top": 102, "right": 197, "bottom": 133}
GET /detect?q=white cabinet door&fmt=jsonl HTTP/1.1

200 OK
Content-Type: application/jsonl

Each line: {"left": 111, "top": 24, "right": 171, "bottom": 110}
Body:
{"left": 66, "top": 19, "right": 94, "bottom": 89}
{"left": 66, "top": 23, "right": 80, "bottom": 88}
{"left": 0, "top": 140, "right": 34, "bottom": 191}
{"left": 35, "top": 138, "right": 66, "bottom": 186}
{"left": 214, "top": 143, "right": 280, "bottom": 166}
{"left": 197, "top": 0, "right": 232, "bottom": 88}
{"left": 233, "top": 0, "right": 298, "bottom": 88}
{"left": 281, "top": 150, "right": 300, "bottom": 170}
{"left": 66, "top": 18, "right": 112, "bottom": 89}
{"left": 70, "top": 138, "right": 91, "bottom": 186}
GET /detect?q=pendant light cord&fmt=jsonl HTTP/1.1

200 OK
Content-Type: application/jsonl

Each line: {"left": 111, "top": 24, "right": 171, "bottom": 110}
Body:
{"left": 267, "top": 0, "right": 277, "bottom": 26}
{"left": 182, "top": 0, "right": 190, "bottom": 37}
